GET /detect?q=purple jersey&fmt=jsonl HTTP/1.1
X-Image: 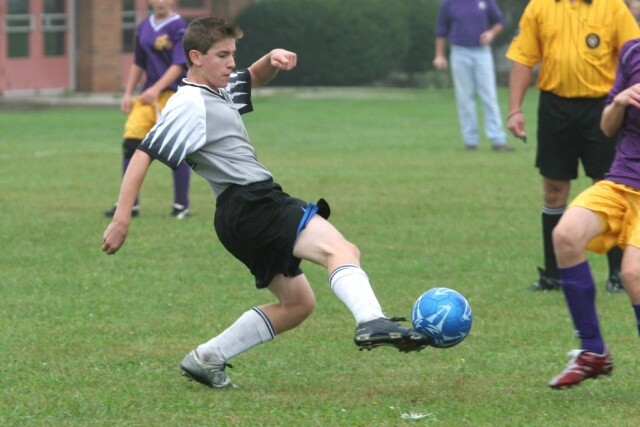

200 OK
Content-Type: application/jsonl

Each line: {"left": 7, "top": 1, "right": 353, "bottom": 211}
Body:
{"left": 135, "top": 13, "right": 187, "bottom": 91}
{"left": 435, "top": 0, "right": 503, "bottom": 47}
{"left": 604, "top": 38, "right": 640, "bottom": 189}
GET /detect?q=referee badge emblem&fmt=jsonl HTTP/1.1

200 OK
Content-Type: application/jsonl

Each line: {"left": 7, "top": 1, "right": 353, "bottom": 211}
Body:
{"left": 586, "top": 33, "right": 600, "bottom": 49}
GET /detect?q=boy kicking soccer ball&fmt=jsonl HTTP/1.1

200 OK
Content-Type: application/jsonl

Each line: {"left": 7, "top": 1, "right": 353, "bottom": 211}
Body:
{"left": 102, "top": 16, "right": 430, "bottom": 388}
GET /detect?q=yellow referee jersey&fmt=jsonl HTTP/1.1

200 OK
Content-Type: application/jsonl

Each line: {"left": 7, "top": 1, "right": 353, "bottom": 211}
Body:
{"left": 506, "top": 0, "right": 640, "bottom": 98}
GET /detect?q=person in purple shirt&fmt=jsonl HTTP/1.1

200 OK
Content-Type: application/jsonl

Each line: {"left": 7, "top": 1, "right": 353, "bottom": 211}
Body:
{"left": 104, "top": 0, "right": 190, "bottom": 219}
{"left": 433, "top": 0, "right": 512, "bottom": 152}
{"left": 548, "top": 38, "right": 640, "bottom": 389}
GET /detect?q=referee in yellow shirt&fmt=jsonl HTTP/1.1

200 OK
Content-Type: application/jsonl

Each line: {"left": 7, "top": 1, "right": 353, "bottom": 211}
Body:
{"left": 506, "top": 0, "right": 640, "bottom": 293}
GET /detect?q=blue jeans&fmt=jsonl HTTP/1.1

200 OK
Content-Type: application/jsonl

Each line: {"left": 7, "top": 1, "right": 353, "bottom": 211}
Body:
{"left": 449, "top": 44, "right": 506, "bottom": 147}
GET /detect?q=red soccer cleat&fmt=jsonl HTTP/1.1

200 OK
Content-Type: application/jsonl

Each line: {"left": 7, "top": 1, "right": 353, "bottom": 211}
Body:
{"left": 549, "top": 349, "right": 613, "bottom": 389}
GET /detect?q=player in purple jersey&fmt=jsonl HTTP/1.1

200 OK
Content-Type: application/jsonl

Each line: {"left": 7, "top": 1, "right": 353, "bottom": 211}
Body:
{"left": 102, "top": 16, "right": 431, "bottom": 389}
{"left": 548, "top": 39, "right": 640, "bottom": 389}
{"left": 104, "top": 0, "right": 190, "bottom": 219}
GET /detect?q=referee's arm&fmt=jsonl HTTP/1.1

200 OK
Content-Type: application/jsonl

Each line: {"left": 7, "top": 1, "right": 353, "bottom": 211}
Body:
{"left": 507, "top": 62, "right": 533, "bottom": 139}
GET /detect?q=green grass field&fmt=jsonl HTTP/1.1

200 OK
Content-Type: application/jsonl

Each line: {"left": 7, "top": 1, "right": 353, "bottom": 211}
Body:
{"left": 1, "top": 88, "right": 638, "bottom": 426}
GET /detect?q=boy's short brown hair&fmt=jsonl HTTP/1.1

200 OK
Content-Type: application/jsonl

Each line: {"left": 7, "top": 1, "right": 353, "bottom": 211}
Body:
{"left": 183, "top": 16, "right": 243, "bottom": 67}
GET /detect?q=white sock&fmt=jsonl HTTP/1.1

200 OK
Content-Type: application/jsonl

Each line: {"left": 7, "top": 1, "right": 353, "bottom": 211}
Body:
{"left": 329, "top": 264, "right": 384, "bottom": 324}
{"left": 196, "top": 308, "right": 275, "bottom": 363}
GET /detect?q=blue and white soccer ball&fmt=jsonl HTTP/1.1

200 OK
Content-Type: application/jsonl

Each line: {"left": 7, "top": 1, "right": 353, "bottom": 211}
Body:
{"left": 412, "top": 287, "right": 472, "bottom": 349}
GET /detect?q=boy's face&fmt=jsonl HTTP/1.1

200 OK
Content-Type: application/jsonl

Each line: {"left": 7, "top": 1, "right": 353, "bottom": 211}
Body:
{"left": 190, "top": 38, "right": 236, "bottom": 90}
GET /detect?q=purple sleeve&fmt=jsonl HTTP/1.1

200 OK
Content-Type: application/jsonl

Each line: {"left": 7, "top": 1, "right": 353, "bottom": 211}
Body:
{"left": 606, "top": 41, "right": 635, "bottom": 106}
{"left": 435, "top": 0, "right": 450, "bottom": 38}
{"left": 133, "top": 30, "right": 145, "bottom": 69}
{"left": 606, "top": 64, "right": 626, "bottom": 107}
{"left": 486, "top": 0, "right": 504, "bottom": 26}
{"left": 170, "top": 20, "right": 187, "bottom": 66}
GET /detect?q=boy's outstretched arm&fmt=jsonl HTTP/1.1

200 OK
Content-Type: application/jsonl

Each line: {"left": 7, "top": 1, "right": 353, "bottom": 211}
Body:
{"left": 248, "top": 49, "right": 297, "bottom": 87}
{"left": 102, "top": 150, "right": 153, "bottom": 255}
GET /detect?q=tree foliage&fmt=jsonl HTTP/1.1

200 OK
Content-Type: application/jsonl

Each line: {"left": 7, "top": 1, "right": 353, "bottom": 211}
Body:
{"left": 233, "top": 0, "right": 531, "bottom": 86}
{"left": 235, "top": 0, "right": 409, "bottom": 86}
{"left": 495, "top": 0, "right": 529, "bottom": 45}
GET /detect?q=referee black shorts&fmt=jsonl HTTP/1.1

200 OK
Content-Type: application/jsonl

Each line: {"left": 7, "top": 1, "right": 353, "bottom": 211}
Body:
{"left": 536, "top": 91, "right": 617, "bottom": 181}
{"left": 214, "top": 179, "right": 310, "bottom": 289}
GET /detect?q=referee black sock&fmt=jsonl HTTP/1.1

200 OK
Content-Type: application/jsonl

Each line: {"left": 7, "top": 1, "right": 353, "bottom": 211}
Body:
{"left": 606, "top": 246, "right": 623, "bottom": 277}
{"left": 542, "top": 206, "right": 565, "bottom": 279}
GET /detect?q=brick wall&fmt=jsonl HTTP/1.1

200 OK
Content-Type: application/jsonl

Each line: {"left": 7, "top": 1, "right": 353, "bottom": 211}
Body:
{"left": 76, "top": 0, "right": 122, "bottom": 92}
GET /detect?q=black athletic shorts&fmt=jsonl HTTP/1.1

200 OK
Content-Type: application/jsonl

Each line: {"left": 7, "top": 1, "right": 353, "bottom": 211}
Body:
{"left": 536, "top": 91, "right": 617, "bottom": 181}
{"left": 214, "top": 179, "right": 308, "bottom": 289}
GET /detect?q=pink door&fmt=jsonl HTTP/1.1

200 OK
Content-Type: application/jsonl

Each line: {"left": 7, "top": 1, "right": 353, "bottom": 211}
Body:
{"left": 1, "top": 0, "right": 70, "bottom": 92}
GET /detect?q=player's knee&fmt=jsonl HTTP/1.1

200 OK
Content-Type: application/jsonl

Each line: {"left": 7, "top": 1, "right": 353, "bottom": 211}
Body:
{"left": 122, "top": 138, "right": 142, "bottom": 158}
{"left": 621, "top": 267, "right": 640, "bottom": 292}
{"left": 320, "top": 239, "right": 361, "bottom": 266}
{"left": 543, "top": 182, "right": 570, "bottom": 207}
{"left": 343, "top": 240, "right": 361, "bottom": 261}
{"left": 287, "top": 294, "right": 316, "bottom": 327}
{"left": 552, "top": 225, "right": 580, "bottom": 256}
{"left": 298, "top": 296, "right": 316, "bottom": 320}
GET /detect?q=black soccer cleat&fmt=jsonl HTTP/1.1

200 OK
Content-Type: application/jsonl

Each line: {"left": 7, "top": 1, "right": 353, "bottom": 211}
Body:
{"left": 104, "top": 203, "right": 140, "bottom": 218}
{"left": 531, "top": 267, "right": 561, "bottom": 291}
{"left": 354, "top": 317, "right": 430, "bottom": 353}
{"left": 170, "top": 203, "right": 190, "bottom": 220}
{"left": 605, "top": 271, "right": 625, "bottom": 294}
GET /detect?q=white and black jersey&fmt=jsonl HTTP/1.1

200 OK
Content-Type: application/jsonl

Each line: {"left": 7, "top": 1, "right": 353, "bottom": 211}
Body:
{"left": 138, "top": 69, "right": 273, "bottom": 197}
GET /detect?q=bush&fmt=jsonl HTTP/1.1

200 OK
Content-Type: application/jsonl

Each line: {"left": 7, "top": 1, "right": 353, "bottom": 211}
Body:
{"left": 400, "top": 0, "right": 440, "bottom": 74}
{"left": 235, "top": 0, "right": 412, "bottom": 86}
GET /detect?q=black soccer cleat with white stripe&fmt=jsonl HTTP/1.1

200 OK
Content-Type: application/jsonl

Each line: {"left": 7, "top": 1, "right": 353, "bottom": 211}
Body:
{"left": 354, "top": 317, "right": 430, "bottom": 353}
